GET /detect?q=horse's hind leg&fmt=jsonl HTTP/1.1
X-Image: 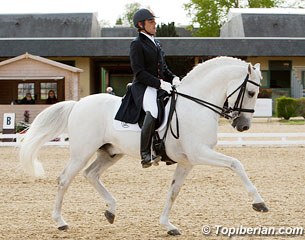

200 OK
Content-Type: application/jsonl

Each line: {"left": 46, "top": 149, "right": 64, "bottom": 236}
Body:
{"left": 83, "top": 147, "right": 122, "bottom": 224}
{"left": 52, "top": 150, "right": 96, "bottom": 230}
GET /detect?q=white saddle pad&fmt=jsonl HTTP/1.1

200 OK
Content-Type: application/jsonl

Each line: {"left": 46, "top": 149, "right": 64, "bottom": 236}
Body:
{"left": 113, "top": 105, "right": 170, "bottom": 132}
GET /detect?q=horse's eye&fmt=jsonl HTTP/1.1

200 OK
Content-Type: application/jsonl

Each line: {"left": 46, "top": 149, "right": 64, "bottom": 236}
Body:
{"left": 248, "top": 91, "right": 255, "bottom": 98}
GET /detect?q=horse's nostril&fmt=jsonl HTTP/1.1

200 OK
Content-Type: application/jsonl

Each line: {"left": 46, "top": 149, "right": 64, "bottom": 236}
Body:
{"left": 243, "top": 126, "right": 249, "bottom": 131}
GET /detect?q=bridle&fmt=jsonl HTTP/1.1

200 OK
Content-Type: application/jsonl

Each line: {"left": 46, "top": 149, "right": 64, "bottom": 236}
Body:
{"left": 222, "top": 73, "right": 261, "bottom": 119}
{"left": 173, "top": 73, "right": 260, "bottom": 120}
{"left": 162, "top": 73, "right": 260, "bottom": 140}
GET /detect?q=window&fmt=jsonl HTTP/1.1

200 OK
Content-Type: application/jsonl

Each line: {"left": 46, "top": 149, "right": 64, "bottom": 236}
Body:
{"left": 18, "top": 83, "right": 35, "bottom": 100}
{"left": 40, "top": 82, "right": 58, "bottom": 100}
{"left": 0, "top": 79, "right": 64, "bottom": 104}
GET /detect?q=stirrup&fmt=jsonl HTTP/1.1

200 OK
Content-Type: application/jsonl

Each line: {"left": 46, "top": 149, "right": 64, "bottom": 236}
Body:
{"left": 151, "top": 155, "right": 161, "bottom": 166}
{"left": 141, "top": 159, "right": 152, "bottom": 168}
{"left": 141, "top": 154, "right": 160, "bottom": 168}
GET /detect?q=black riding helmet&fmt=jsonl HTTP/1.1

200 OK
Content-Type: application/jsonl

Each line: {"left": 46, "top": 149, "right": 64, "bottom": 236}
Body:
{"left": 133, "top": 8, "right": 156, "bottom": 29}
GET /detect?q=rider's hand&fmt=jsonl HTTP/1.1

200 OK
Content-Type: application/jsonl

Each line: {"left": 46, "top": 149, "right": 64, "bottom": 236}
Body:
{"left": 172, "top": 76, "right": 181, "bottom": 87}
{"left": 160, "top": 80, "right": 172, "bottom": 94}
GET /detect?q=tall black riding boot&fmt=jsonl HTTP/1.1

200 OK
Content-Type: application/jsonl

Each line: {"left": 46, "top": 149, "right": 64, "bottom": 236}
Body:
{"left": 141, "top": 111, "right": 158, "bottom": 168}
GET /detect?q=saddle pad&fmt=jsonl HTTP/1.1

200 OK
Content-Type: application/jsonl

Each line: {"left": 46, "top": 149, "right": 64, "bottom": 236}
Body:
{"left": 113, "top": 120, "right": 142, "bottom": 131}
{"left": 113, "top": 106, "right": 169, "bottom": 132}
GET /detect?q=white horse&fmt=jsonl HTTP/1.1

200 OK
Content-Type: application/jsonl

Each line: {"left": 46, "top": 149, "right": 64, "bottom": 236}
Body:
{"left": 19, "top": 56, "right": 268, "bottom": 236}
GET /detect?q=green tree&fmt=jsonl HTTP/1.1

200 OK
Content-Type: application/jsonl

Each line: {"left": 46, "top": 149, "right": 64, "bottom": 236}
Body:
{"left": 156, "top": 22, "right": 179, "bottom": 37}
{"left": 184, "top": 0, "right": 280, "bottom": 37}
{"left": 122, "top": 2, "right": 141, "bottom": 26}
{"left": 115, "top": 17, "right": 123, "bottom": 25}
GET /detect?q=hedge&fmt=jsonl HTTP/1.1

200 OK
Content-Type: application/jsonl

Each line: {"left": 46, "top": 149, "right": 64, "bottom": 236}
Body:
{"left": 297, "top": 98, "right": 305, "bottom": 118}
{"left": 276, "top": 96, "right": 300, "bottom": 120}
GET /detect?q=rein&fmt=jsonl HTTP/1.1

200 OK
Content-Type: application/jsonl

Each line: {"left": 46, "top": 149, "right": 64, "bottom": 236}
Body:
{"left": 161, "top": 74, "right": 260, "bottom": 141}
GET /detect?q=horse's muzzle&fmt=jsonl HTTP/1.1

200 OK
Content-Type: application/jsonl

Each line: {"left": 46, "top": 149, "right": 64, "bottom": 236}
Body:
{"left": 231, "top": 116, "right": 250, "bottom": 132}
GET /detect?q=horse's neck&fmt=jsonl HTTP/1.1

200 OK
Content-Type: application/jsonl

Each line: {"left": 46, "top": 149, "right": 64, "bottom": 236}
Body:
{"left": 180, "top": 66, "right": 242, "bottom": 108}
{"left": 177, "top": 73, "right": 227, "bottom": 105}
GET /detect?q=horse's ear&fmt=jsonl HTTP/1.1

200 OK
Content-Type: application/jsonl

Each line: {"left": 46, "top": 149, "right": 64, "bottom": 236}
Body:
{"left": 253, "top": 63, "right": 260, "bottom": 71}
{"left": 248, "top": 64, "right": 252, "bottom": 74}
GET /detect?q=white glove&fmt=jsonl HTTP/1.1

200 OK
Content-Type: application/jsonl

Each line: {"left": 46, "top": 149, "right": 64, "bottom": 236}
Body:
{"left": 160, "top": 80, "right": 172, "bottom": 94}
{"left": 172, "top": 76, "right": 181, "bottom": 87}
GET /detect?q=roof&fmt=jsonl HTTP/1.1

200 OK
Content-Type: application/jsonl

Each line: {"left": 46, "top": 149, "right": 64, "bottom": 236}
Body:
{"left": 228, "top": 8, "right": 305, "bottom": 20}
{"left": 1, "top": 37, "right": 305, "bottom": 57}
{"left": 0, "top": 13, "right": 100, "bottom": 38}
{"left": 222, "top": 8, "right": 305, "bottom": 37}
{"left": 0, "top": 12, "right": 305, "bottom": 58}
{"left": 0, "top": 52, "right": 83, "bottom": 72}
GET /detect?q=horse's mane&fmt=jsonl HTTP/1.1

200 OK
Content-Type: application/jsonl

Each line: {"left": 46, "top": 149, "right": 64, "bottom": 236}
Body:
{"left": 183, "top": 56, "right": 247, "bottom": 81}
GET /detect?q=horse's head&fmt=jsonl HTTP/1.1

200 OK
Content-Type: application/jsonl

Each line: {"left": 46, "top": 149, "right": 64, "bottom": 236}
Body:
{"left": 226, "top": 63, "right": 262, "bottom": 132}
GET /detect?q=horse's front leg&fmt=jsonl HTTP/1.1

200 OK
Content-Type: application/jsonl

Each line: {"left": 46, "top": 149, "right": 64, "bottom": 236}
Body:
{"left": 160, "top": 163, "right": 193, "bottom": 235}
{"left": 191, "top": 146, "right": 268, "bottom": 212}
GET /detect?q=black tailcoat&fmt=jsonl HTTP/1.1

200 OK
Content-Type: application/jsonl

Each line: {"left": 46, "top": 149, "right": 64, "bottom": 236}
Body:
{"left": 115, "top": 33, "right": 176, "bottom": 123}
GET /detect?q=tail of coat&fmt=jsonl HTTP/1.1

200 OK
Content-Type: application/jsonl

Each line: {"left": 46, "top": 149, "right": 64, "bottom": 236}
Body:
{"left": 19, "top": 101, "right": 76, "bottom": 177}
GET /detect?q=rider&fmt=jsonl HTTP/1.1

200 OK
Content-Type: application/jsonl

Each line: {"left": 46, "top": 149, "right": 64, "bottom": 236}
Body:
{"left": 115, "top": 8, "right": 180, "bottom": 168}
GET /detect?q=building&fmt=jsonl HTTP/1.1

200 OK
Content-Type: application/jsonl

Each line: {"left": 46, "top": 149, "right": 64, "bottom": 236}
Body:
{"left": 1, "top": 9, "right": 305, "bottom": 125}
{"left": 221, "top": 8, "right": 305, "bottom": 100}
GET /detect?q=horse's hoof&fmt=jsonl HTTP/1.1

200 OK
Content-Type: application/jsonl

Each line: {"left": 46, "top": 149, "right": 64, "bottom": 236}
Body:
{"left": 167, "top": 229, "right": 181, "bottom": 236}
{"left": 104, "top": 210, "right": 115, "bottom": 224}
{"left": 252, "top": 202, "right": 269, "bottom": 212}
{"left": 58, "top": 225, "right": 69, "bottom": 231}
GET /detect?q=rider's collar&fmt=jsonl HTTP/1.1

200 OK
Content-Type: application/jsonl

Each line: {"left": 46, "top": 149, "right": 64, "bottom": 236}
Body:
{"left": 140, "top": 32, "right": 156, "bottom": 46}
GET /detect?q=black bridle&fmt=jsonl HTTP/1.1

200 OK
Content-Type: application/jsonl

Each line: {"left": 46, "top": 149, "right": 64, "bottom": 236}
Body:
{"left": 174, "top": 73, "right": 260, "bottom": 120}
{"left": 162, "top": 73, "right": 260, "bottom": 140}
{"left": 223, "top": 74, "right": 261, "bottom": 118}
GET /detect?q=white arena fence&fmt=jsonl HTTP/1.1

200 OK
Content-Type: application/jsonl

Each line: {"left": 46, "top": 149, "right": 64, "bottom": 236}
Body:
{"left": 218, "top": 132, "right": 305, "bottom": 147}
{"left": 0, "top": 133, "right": 69, "bottom": 147}
{"left": 1, "top": 133, "right": 305, "bottom": 147}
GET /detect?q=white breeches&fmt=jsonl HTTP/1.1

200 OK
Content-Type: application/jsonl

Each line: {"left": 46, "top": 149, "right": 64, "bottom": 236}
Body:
{"left": 143, "top": 86, "right": 158, "bottom": 119}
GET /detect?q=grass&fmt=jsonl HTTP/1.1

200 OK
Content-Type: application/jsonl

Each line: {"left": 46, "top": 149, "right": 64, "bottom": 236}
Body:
{"left": 279, "top": 119, "right": 305, "bottom": 125}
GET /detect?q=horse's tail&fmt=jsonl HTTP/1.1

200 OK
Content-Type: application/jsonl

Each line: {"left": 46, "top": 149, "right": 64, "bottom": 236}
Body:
{"left": 19, "top": 100, "right": 76, "bottom": 177}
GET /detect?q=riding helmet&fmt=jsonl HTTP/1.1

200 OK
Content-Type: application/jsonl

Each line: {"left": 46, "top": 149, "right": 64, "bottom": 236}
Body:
{"left": 133, "top": 8, "right": 156, "bottom": 28}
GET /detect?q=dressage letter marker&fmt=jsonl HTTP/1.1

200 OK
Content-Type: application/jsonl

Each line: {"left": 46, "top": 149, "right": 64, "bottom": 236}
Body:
{"left": 2, "top": 113, "right": 16, "bottom": 142}
{"left": 3, "top": 113, "right": 15, "bottom": 130}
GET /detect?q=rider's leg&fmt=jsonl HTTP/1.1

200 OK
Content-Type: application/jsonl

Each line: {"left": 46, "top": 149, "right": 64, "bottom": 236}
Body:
{"left": 141, "top": 87, "right": 158, "bottom": 168}
{"left": 142, "top": 86, "right": 158, "bottom": 119}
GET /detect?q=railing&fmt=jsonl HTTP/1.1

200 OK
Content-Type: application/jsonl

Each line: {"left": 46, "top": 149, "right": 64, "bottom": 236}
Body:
{"left": 218, "top": 132, "right": 305, "bottom": 146}
{"left": 1, "top": 133, "right": 305, "bottom": 147}
{"left": 0, "top": 133, "right": 68, "bottom": 147}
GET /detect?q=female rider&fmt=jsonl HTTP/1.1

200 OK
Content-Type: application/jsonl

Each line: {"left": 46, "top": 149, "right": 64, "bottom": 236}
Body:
{"left": 115, "top": 8, "right": 180, "bottom": 168}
